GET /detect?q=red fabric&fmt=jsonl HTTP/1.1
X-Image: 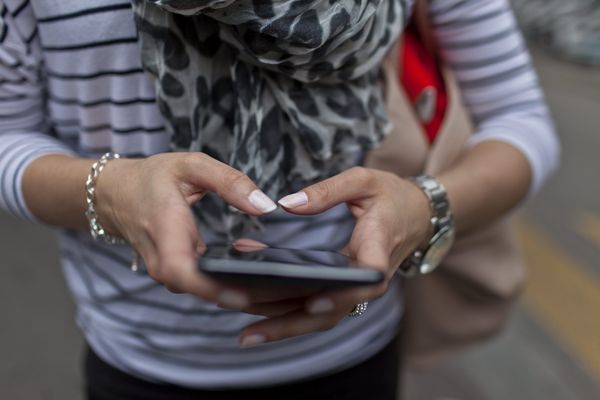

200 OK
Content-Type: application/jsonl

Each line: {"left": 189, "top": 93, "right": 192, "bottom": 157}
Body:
{"left": 400, "top": 23, "right": 447, "bottom": 144}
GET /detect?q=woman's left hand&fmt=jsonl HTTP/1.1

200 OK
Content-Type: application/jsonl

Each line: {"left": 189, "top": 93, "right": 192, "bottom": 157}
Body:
{"left": 237, "top": 166, "right": 433, "bottom": 347}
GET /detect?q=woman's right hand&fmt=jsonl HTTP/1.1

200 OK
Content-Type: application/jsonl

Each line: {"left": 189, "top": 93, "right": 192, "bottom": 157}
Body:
{"left": 93, "top": 152, "right": 278, "bottom": 307}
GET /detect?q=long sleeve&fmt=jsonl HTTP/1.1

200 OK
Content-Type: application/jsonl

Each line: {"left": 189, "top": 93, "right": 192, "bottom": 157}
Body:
{"left": 0, "top": 1, "right": 74, "bottom": 221}
{"left": 430, "top": 0, "right": 561, "bottom": 195}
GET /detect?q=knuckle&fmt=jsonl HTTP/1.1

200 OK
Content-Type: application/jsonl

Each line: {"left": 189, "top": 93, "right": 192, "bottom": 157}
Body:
{"left": 174, "top": 152, "right": 205, "bottom": 177}
{"left": 140, "top": 217, "right": 153, "bottom": 234}
{"left": 147, "top": 266, "right": 163, "bottom": 283}
{"left": 185, "top": 151, "right": 205, "bottom": 165}
{"left": 157, "top": 260, "right": 174, "bottom": 279}
{"left": 312, "top": 181, "right": 332, "bottom": 201}
{"left": 222, "top": 168, "right": 248, "bottom": 189}
{"left": 350, "top": 166, "right": 374, "bottom": 184}
{"left": 173, "top": 153, "right": 193, "bottom": 172}
{"left": 351, "top": 166, "right": 380, "bottom": 193}
{"left": 154, "top": 263, "right": 170, "bottom": 281}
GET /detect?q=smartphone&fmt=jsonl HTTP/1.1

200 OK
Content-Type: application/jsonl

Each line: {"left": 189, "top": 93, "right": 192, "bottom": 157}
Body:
{"left": 197, "top": 243, "right": 384, "bottom": 289}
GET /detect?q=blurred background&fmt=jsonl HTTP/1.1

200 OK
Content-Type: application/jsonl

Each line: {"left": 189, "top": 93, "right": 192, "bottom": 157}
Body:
{"left": 1, "top": 1, "right": 599, "bottom": 399}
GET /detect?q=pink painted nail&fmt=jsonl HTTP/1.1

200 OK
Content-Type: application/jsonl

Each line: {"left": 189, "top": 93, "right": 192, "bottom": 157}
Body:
{"left": 278, "top": 191, "right": 308, "bottom": 209}
{"left": 308, "top": 298, "right": 335, "bottom": 315}
{"left": 248, "top": 190, "right": 277, "bottom": 214}
{"left": 240, "top": 334, "right": 267, "bottom": 348}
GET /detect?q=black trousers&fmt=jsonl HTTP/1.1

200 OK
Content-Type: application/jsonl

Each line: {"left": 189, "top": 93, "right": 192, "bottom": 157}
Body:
{"left": 85, "top": 335, "right": 401, "bottom": 400}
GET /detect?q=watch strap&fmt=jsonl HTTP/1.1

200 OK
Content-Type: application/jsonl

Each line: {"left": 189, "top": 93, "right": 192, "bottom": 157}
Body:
{"left": 410, "top": 175, "right": 450, "bottom": 223}
{"left": 398, "top": 175, "right": 453, "bottom": 277}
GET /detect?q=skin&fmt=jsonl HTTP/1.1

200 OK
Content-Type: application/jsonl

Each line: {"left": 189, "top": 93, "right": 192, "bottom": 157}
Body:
{"left": 22, "top": 140, "right": 530, "bottom": 347}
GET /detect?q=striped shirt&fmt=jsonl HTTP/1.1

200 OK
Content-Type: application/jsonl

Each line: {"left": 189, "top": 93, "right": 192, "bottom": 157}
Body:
{"left": 0, "top": 0, "right": 559, "bottom": 388}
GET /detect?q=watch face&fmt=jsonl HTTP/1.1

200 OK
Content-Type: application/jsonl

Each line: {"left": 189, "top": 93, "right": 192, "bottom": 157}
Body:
{"left": 420, "top": 226, "right": 455, "bottom": 274}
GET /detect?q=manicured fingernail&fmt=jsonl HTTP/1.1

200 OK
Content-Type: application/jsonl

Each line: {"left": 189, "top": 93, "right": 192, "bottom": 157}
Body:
{"left": 217, "top": 290, "right": 249, "bottom": 309}
{"left": 278, "top": 191, "right": 308, "bottom": 209}
{"left": 308, "top": 298, "right": 335, "bottom": 315}
{"left": 248, "top": 190, "right": 278, "bottom": 214}
{"left": 240, "top": 334, "right": 267, "bottom": 348}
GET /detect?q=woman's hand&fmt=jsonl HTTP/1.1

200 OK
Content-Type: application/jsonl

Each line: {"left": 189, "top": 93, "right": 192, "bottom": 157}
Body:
{"left": 94, "top": 152, "right": 280, "bottom": 305}
{"left": 24, "top": 152, "right": 322, "bottom": 309}
{"left": 238, "top": 166, "right": 433, "bottom": 346}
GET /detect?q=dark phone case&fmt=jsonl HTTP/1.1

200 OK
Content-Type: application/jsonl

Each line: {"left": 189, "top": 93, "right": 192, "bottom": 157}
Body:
{"left": 197, "top": 248, "right": 384, "bottom": 289}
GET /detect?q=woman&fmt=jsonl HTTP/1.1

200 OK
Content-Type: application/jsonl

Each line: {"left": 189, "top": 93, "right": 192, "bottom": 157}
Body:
{"left": 0, "top": 0, "right": 559, "bottom": 399}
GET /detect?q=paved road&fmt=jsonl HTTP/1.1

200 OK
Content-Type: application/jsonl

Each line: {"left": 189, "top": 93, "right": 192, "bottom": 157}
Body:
{"left": 1, "top": 46, "right": 599, "bottom": 399}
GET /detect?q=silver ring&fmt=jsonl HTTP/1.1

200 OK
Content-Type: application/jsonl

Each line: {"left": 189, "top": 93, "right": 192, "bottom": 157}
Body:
{"left": 348, "top": 302, "right": 368, "bottom": 317}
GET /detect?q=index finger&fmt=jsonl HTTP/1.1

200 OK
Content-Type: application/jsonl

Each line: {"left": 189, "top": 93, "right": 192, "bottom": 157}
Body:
{"left": 179, "top": 154, "right": 277, "bottom": 216}
{"left": 277, "top": 167, "right": 377, "bottom": 215}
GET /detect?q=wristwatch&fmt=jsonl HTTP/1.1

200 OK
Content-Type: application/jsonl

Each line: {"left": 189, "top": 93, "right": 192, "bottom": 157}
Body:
{"left": 398, "top": 175, "right": 455, "bottom": 277}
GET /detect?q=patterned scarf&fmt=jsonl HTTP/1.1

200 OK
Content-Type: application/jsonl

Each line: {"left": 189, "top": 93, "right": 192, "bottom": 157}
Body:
{"left": 132, "top": 0, "right": 406, "bottom": 236}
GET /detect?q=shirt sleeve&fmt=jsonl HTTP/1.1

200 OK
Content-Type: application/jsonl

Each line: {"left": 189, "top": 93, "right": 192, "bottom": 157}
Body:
{"left": 429, "top": 0, "right": 561, "bottom": 196}
{"left": 0, "top": 1, "right": 75, "bottom": 221}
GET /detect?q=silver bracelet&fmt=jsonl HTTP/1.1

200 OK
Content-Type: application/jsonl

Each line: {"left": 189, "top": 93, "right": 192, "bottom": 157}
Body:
{"left": 85, "top": 152, "right": 125, "bottom": 245}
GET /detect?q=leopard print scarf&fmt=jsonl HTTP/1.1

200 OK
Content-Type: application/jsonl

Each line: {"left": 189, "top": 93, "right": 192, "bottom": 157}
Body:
{"left": 132, "top": 0, "right": 406, "bottom": 236}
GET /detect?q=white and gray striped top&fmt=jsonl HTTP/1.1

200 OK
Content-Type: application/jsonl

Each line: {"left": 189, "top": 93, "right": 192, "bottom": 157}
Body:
{"left": 0, "top": 0, "right": 559, "bottom": 389}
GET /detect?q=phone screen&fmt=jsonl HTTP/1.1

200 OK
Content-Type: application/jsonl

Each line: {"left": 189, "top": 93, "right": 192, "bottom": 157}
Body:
{"left": 203, "top": 244, "right": 355, "bottom": 268}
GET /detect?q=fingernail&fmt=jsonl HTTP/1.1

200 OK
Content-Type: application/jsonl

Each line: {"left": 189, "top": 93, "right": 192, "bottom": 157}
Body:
{"left": 308, "top": 298, "right": 335, "bottom": 315}
{"left": 217, "top": 290, "right": 249, "bottom": 309}
{"left": 248, "top": 190, "right": 278, "bottom": 214}
{"left": 240, "top": 334, "right": 267, "bottom": 348}
{"left": 278, "top": 191, "right": 308, "bottom": 209}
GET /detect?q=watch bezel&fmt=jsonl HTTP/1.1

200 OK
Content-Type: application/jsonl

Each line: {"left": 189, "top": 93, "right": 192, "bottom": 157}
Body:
{"left": 419, "top": 224, "right": 455, "bottom": 274}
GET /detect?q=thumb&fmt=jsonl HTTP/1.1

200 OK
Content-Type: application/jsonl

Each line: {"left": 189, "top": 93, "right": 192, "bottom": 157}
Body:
{"left": 352, "top": 238, "right": 390, "bottom": 272}
{"left": 344, "top": 219, "right": 391, "bottom": 272}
